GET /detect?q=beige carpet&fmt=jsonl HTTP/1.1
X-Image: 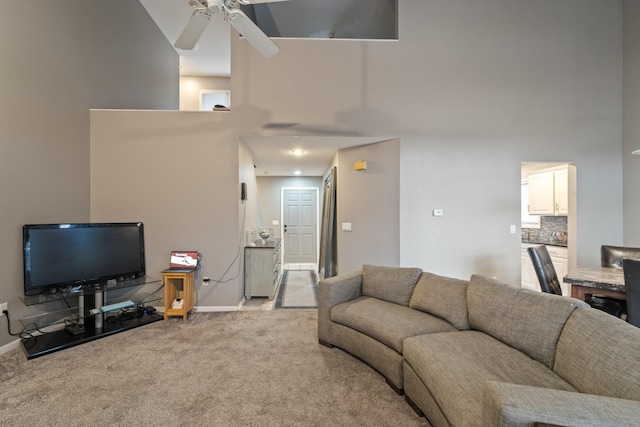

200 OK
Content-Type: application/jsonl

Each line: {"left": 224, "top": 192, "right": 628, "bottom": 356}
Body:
{"left": 0, "top": 310, "right": 428, "bottom": 426}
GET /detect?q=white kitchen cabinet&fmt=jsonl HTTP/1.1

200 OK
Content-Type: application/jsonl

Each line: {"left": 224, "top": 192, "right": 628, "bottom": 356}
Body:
{"left": 528, "top": 171, "right": 555, "bottom": 215}
{"left": 527, "top": 168, "right": 568, "bottom": 216}
{"left": 522, "top": 244, "right": 569, "bottom": 296}
{"left": 554, "top": 168, "right": 568, "bottom": 215}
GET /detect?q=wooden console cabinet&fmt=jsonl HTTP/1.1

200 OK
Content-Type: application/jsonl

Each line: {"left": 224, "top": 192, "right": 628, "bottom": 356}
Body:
{"left": 244, "top": 239, "right": 281, "bottom": 300}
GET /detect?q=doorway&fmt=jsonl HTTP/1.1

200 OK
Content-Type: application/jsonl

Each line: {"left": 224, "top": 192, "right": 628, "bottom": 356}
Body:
{"left": 281, "top": 188, "right": 319, "bottom": 265}
{"left": 520, "top": 162, "right": 577, "bottom": 295}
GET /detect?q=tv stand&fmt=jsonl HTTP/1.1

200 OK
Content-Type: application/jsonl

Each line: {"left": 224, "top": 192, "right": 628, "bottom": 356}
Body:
{"left": 20, "top": 276, "right": 163, "bottom": 359}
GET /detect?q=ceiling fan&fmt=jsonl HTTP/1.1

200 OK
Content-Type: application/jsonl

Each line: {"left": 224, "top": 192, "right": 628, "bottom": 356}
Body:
{"left": 174, "top": 0, "right": 287, "bottom": 59}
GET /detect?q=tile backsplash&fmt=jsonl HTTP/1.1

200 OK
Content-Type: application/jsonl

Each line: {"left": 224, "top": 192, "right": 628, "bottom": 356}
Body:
{"left": 522, "top": 216, "right": 568, "bottom": 246}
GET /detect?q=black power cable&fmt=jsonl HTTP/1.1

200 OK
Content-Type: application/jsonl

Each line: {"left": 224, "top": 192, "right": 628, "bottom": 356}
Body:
{"left": 3, "top": 309, "right": 21, "bottom": 337}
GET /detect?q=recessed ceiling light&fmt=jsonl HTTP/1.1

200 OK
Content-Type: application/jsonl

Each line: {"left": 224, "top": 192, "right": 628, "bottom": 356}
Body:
{"left": 293, "top": 170, "right": 302, "bottom": 175}
{"left": 292, "top": 149, "right": 305, "bottom": 156}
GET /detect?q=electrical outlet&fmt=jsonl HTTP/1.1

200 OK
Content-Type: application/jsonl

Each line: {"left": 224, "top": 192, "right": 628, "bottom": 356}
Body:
{"left": 0, "top": 302, "right": 7, "bottom": 315}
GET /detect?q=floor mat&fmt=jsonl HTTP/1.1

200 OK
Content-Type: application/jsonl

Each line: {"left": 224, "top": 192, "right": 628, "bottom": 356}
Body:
{"left": 275, "top": 270, "right": 318, "bottom": 309}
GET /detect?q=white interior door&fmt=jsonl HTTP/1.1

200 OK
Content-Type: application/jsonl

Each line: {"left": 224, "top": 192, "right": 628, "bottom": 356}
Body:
{"left": 282, "top": 188, "right": 318, "bottom": 264}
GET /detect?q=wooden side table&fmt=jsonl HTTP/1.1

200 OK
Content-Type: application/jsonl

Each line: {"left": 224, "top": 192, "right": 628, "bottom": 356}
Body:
{"left": 162, "top": 270, "right": 195, "bottom": 321}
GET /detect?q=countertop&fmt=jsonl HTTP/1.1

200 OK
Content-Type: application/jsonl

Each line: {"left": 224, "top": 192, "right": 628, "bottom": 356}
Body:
{"left": 521, "top": 240, "right": 567, "bottom": 248}
{"left": 563, "top": 266, "right": 625, "bottom": 292}
{"left": 246, "top": 238, "right": 281, "bottom": 249}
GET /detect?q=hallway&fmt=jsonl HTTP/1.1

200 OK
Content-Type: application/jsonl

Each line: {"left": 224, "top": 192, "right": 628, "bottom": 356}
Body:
{"left": 241, "top": 264, "right": 317, "bottom": 311}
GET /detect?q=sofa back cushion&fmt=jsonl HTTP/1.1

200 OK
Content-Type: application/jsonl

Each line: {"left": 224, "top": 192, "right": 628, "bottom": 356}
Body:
{"left": 467, "top": 275, "right": 586, "bottom": 368}
{"left": 409, "top": 272, "right": 470, "bottom": 330}
{"left": 554, "top": 307, "right": 640, "bottom": 400}
{"left": 362, "top": 265, "right": 422, "bottom": 306}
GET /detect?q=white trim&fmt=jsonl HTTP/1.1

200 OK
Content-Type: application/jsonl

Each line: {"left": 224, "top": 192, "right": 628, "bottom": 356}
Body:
{"left": 195, "top": 299, "right": 244, "bottom": 312}
{"left": 0, "top": 338, "right": 21, "bottom": 356}
{"left": 199, "top": 89, "right": 231, "bottom": 111}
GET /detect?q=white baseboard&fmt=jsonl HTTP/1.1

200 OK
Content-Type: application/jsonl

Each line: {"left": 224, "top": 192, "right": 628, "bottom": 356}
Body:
{"left": 195, "top": 299, "right": 244, "bottom": 312}
{"left": 0, "top": 338, "right": 21, "bottom": 356}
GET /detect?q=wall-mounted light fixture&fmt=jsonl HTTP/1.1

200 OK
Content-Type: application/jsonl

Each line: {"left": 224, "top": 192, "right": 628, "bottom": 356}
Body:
{"left": 633, "top": 149, "right": 640, "bottom": 155}
{"left": 354, "top": 160, "right": 367, "bottom": 171}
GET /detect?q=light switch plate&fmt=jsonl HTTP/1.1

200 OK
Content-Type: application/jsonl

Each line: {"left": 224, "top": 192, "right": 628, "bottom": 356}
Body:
{"left": 342, "top": 223, "right": 352, "bottom": 231}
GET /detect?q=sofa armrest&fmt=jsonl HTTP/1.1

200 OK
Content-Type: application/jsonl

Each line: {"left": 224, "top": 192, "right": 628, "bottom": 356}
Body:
{"left": 483, "top": 381, "right": 640, "bottom": 427}
{"left": 317, "top": 270, "right": 363, "bottom": 344}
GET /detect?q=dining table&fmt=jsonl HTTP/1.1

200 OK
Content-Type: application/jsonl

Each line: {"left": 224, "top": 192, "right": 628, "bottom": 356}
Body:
{"left": 563, "top": 266, "right": 626, "bottom": 301}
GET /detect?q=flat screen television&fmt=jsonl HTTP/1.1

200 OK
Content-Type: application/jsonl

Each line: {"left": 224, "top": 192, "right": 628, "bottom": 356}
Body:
{"left": 23, "top": 222, "right": 146, "bottom": 296}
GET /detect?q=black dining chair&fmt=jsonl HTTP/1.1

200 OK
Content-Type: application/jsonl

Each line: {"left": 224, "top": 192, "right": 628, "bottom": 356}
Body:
{"left": 527, "top": 246, "right": 563, "bottom": 295}
{"left": 528, "top": 246, "right": 624, "bottom": 317}
{"left": 623, "top": 258, "right": 640, "bottom": 328}
{"left": 601, "top": 245, "right": 640, "bottom": 269}
{"left": 596, "top": 245, "right": 637, "bottom": 313}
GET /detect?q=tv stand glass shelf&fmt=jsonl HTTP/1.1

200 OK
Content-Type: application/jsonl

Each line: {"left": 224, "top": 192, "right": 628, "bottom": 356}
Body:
{"left": 21, "top": 275, "right": 160, "bottom": 306}
{"left": 19, "top": 277, "right": 163, "bottom": 359}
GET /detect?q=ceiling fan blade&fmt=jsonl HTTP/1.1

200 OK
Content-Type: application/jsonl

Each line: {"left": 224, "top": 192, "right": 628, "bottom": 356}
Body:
{"left": 174, "top": 11, "right": 210, "bottom": 50}
{"left": 227, "top": 10, "right": 279, "bottom": 58}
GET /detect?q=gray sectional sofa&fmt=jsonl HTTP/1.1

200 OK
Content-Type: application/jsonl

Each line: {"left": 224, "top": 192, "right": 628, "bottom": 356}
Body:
{"left": 318, "top": 265, "right": 640, "bottom": 427}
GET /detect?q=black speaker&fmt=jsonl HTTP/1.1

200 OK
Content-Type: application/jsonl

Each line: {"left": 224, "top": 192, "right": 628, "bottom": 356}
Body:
{"left": 241, "top": 182, "right": 247, "bottom": 201}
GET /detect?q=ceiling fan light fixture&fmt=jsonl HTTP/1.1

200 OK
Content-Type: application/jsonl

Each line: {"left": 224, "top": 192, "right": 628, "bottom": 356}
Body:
{"left": 176, "top": 0, "right": 280, "bottom": 58}
{"left": 206, "top": 0, "right": 223, "bottom": 13}
{"left": 188, "top": 0, "right": 205, "bottom": 9}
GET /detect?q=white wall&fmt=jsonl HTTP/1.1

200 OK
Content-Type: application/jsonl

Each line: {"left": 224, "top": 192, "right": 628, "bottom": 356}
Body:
{"left": 90, "top": 110, "right": 243, "bottom": 308}
{"left": 180, "top": 76, "right": 232, "bottom": 111}
{"left": 256, "top": 176, "right": 324, "bottom": 240}
{"left": 232, "top": 0, "right": 625, "bottom": 284}
{"left": 337, "top": 140, "right": 401, "bottom": 274}
{"left": 623, "top": 0, "right": 640, "bottom": 246}
{"left": 0, "top": 1, "right": 178, "bottom": 348}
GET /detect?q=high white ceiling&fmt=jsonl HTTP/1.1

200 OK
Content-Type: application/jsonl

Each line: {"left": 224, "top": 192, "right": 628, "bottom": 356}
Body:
{"left": 139, "top": 0, "right": 396, "bottom": 76}
{"left": 139, "top": 0, "right": 232, "bottom": 76}
{"left": 241, "top": 135, "right": 392, "bottom": 176}
{"left": 138, "top": 0, "right": 397, "bottom": 176}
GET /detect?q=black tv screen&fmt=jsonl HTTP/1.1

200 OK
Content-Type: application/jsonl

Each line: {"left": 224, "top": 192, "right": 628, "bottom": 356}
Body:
{"left": 23, "top": 223, "right": 146, "bottom": 296}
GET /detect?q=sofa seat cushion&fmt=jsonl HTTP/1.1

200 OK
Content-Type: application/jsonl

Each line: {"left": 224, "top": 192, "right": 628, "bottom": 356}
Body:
{"left": 330, "top": 296, "right": 457, "bottom": 353}
{"left": 403, "top": 330, "right": 577, "bottom": 427}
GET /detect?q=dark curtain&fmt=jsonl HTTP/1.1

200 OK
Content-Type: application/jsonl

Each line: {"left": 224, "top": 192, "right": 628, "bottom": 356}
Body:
{"left": 319, "top": 167, "right": 338, "bottom": 279}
